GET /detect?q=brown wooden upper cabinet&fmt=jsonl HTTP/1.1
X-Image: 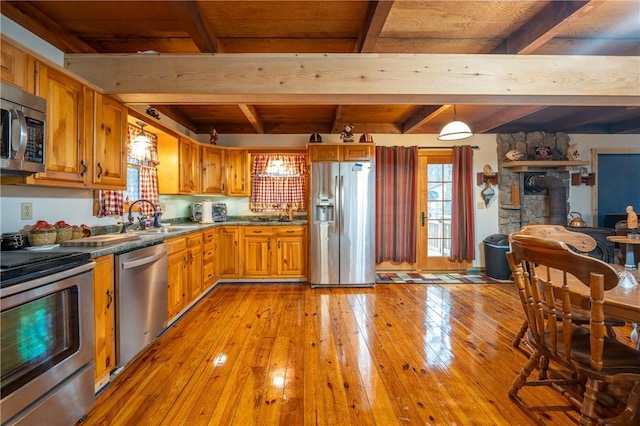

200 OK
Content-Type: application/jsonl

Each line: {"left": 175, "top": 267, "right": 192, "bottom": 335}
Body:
{"left": 178, "top": 136, "right": 200, "bottom": 194}
{"left": 33, "top": 64, "right": 90, "bottom": 186}
{"left": 1, "top": 38, "right": 127, "bottom": 190}
{"left": 226, "top": 148, "right": 250, "bottom": 196}
{"left": 201, "top": 145, "right": 226, "bottom": 194}
{"left": 92, "top": 94, "right": 127, "bottom": 189}
{"left": 308, "top": 143, "right": 375, "bottom": 162}
{"left": 0, "top": 36, "right": 36, "bottom": 93}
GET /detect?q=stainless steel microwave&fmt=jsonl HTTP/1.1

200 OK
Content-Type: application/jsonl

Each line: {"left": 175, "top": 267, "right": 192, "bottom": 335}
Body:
{"left": 1, "top": 82, "right": 46, "bottom": 175}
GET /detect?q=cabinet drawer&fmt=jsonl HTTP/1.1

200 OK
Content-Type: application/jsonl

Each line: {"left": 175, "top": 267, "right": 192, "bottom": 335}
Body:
{"left": 244, "top": 226, "right": 274, "bottom": 236}
{"left": 275, "top": 226, "right": 306, "bottom": 236}
{"left": 203, "top": 247, "right": 215, "bottom": 260}
{"left": 203, "top": 230, "right": 215, "bottom": 244}
{"left": 203, "top": 261, "right": 215, "bottom": 283}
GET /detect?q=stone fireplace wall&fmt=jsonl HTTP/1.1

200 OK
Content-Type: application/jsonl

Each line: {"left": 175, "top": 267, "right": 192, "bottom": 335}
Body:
{"left": 496, "top": 132, "right": 571, "bottom": 235}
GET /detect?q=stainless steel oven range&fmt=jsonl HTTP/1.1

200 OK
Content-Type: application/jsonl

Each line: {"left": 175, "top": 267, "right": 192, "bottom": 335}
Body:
{"left": 0, "top": 250, "right": 95, "bottom": 426}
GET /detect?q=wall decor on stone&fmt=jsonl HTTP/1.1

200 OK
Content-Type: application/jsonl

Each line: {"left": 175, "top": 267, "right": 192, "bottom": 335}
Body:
{"left": 496, "top": 131, "right": 574, "bottom": 235}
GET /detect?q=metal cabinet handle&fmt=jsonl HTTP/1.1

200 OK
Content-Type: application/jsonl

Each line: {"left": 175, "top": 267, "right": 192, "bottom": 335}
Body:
{"left": 268, "top": 240, "right": 271, "bottom": 250}
{"left": 278, "top": 241, "right": 281, "bottom": 249}
{"left": 253, "top": 230, "right": 262, "bottom": 233}
{"left": 421, "top": 212, "right": 426, "bottom": 227}
{"left": 97, "top": 162, "right": 103, "bottom": 178}
{"left": 80, "top": 160, "right": 88, "bottom": 176}
{"left": 106, "top": 289, "right": 113, "bottom": 309}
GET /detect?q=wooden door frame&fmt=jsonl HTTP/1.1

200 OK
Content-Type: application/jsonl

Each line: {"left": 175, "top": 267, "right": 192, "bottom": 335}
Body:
{"left": 416, "top": 150, "right": 470, "bottom": 272}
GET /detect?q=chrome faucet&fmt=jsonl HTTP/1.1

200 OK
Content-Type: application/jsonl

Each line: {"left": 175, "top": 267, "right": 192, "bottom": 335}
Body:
{"left": 124, "top": 199, "right": 160, "bottom": 231}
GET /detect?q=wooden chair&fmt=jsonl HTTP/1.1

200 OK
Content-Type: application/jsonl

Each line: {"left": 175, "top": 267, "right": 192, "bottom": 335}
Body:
{"left": 507, "top": 234, "right": 640, "bottom": 425}
{"left": 508, "top": 225, "right": 625, "bottom": 348}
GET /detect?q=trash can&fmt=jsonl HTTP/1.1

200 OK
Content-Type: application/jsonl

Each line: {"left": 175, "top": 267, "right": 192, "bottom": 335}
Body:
{"left": 483, "top": 234, "right": 511, "bottom": 280}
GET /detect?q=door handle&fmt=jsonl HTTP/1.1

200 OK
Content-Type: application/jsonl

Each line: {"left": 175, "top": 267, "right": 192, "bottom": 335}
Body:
{"left": 121, "top": 249, "right": 167, "bottom": 270}
{"left": 106, "top": 289, "right": 113, "bottom": 309}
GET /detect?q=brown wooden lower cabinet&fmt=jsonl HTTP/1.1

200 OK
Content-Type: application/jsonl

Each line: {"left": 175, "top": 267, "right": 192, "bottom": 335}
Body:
{"left": 93, "top": 254, "right": 115, "bottom": 392}
{"left": 166, "top": 232, "right": 204, "bottom": 322}
{"left": 241, "top": 225, "right": 307, "bottom": 278}
{"left": 218, "top": 226, "right": 241, "bottom": 278}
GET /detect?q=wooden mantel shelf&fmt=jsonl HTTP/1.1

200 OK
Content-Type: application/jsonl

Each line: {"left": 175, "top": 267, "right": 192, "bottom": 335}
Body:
{"left": 501, "top": 160, "right": 589, "bottom": 172}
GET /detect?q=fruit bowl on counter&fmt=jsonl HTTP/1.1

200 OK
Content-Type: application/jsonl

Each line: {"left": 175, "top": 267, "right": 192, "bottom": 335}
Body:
{"left": 27, "top": 229, "right": 58, "bottom": 246}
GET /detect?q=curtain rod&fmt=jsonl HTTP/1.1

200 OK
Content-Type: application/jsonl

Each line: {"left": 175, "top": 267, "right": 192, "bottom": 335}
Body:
{"left": 418, "top": 145, "right": 479, "bottom": 150}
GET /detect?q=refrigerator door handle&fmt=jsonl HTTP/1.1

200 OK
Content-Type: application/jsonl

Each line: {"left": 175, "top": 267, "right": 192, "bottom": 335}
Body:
{"left": 339, "top": 174, "right": 345, "bottom": 235}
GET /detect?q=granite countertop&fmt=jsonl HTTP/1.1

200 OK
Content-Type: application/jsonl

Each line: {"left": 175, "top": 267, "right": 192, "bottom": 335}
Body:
{"left": 58, "top": 218, "right": 308, "bottom": 259}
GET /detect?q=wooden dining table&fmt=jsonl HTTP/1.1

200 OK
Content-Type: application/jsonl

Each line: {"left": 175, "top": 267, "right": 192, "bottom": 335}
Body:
{"left": 543, "top": 265, "right": 640, "bottom": 323}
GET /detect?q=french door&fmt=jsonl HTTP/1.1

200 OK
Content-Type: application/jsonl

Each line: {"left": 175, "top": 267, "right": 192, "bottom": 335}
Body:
{"left": 416, "top": 150, "right": 470, "bottom": 271}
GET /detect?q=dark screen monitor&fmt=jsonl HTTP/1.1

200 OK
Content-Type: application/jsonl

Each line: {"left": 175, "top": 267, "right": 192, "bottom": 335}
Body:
{"left": 604, "top": 213, "right": 627, "bottom": 229}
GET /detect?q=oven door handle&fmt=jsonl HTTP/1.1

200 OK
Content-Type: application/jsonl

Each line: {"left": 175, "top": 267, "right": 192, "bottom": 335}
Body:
{"left": 121, "top": 250, "right": 166, "bottom": 270}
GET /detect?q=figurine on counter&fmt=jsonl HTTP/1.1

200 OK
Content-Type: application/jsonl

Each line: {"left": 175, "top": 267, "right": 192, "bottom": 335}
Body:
{"left": 627, "top": 205, "right": 638, "bottom": 234}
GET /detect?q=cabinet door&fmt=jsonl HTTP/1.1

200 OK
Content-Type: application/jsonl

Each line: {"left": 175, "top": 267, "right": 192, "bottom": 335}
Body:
{"left": 156, "top": 133, "right": 180, "bottom": 194}
{"left": 93, "top": 94, "right": 126, "bottom": 188}
{"left": 243, "top": 227, "right": 273, "bottom": 276}
{"left": 201, "top": 146, "right": 226, "bottom": 194}
{"left": 308, "top": 144, "right": 341, "bottom": 162}
{"left": 166, "top": 237, "right": 188, "bottom": 320}
{"left": 179, "top": 138, "right": 196, "bottom": 193}
{"left": 186, "top": 233, "right": 203, "bottom": 302}
{"left": 93, "top": 254, "right": 115, "bottom": 391}
{"left": 35, "top": 65, "right": 89, "bottom": 185}
{"left": 343, "top": 144, "right": 375, "bottom": 161}
{"left": 275, "top": 227, "right": 307, "bottom": 277}
{"left": 218, "top": 226, "right": 240, "bottom": 277}
{"left": 226, "top": 149, "right": 249, "bottom": 196}
{"left": 0, "top": 37, "right": 31, "bottom": 90}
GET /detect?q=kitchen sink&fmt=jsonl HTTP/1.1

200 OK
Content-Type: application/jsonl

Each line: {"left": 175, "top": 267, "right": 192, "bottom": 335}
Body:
{"left": 132, "top": 225, "right": 199, "bottom": 235}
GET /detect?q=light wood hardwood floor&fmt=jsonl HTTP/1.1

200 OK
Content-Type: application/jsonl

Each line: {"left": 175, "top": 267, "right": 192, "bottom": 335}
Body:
{"left": 85, "top": 283, "right": 633, "bottom": 425}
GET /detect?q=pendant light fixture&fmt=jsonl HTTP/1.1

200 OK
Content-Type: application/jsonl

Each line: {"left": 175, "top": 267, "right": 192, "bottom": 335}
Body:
{"left": 438, "top": 105, "right": 473, "bottom": 141}
{"left": 131, "top": 121, "right": 152, "bottom": 156}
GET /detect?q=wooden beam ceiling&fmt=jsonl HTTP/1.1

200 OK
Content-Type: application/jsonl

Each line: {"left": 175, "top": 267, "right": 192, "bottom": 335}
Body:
{"left": 65, "top": 53, "right": 640, "bottom": 106}
{"left": 168, "top": 1, "right": 222, "bottom": 53}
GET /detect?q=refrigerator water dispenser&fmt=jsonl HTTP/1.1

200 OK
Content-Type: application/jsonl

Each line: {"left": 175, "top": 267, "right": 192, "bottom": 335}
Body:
{"left": 315, "top": 198, "right": 334, "bottom": 222}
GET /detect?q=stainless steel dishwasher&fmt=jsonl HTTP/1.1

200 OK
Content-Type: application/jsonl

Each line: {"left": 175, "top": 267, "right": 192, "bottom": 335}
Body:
{"left": 115, "top": 243, "right": 168, "bottom": 367}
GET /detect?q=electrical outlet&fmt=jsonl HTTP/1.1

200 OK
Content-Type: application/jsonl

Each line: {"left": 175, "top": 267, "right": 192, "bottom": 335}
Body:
{"left": 21, "top": 202, "right": 33, "bottom": 220}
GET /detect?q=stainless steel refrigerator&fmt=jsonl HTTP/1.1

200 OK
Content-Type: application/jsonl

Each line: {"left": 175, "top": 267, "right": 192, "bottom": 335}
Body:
{"left": 309, "top": 161, "right": 375, "bottom": 287}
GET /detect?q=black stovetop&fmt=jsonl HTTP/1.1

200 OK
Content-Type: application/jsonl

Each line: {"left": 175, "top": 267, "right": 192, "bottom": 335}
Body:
{"left": 0, "top": 250, "right": 91, "bottom": 288}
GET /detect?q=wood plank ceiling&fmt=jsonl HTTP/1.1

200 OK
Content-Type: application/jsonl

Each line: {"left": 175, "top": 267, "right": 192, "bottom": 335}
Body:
{"left": 2, "top": 0, "right": 639, "bottom": 136}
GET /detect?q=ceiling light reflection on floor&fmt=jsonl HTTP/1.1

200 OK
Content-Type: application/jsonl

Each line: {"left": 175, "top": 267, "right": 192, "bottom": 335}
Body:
{"left": 212, "top": 353, "right": 227, "bottom": 367}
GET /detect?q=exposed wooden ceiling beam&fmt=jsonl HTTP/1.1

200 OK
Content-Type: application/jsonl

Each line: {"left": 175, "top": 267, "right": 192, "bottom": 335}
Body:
{"left": 148, "top": 105, "right": 198, "bottom": 132}
{"left": 238, "top": 104, "right": 264, "bottom": 134}
{"left": 495, "top": 0, "right": 607, "bottom": 55}
{"left": 168, "top": 1, "right": 222, "bottom": 53}
{"left": 65, "top": 53, "right": 640, "bottom": 106}
{"left": 356, "top": 0, "right": 395, "bottom": 53}
{"left": 332, "top": 106, "right": 347, "bottom": 134}
{"left": 472, "top": 106, "right": 548, "bottom": 134}
{"left": 402, "top": 105, "right": 447, "bottom": 134}
{"left": 2, "top": 1, "right": 96, "bottom": 53}
{"left": 610, "top": 118, "right": 640, "bottom": 134}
